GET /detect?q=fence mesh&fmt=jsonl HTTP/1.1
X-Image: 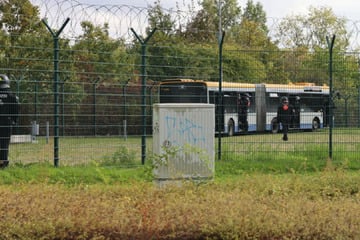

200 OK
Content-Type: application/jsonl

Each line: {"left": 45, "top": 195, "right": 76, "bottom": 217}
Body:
{"left": 1, "top": 0, "right": 360, "bottom": 168}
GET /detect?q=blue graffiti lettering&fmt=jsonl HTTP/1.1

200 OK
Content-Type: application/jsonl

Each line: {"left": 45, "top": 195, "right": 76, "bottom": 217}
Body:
{"left": 164, "top": 116, "right": 206, "bottom": 146}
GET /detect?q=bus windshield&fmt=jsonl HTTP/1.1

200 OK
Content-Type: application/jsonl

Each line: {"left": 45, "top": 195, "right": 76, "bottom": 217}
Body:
{"left": 159, "top": 81, "right": 207, "bottom": 103}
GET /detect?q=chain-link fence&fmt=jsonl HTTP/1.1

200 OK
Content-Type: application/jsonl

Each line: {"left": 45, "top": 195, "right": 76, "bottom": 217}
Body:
{"left": 1, "top": 0, "right": 360, "bottom": 168}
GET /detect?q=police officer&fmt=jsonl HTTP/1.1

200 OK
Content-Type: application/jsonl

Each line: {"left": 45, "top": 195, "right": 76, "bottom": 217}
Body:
{"left": 277, "top": 96, "right": 293, "bottom": 141}
{"left": 238, "top": 93, "right": 251, "bottom": 133}
{"left": 0, "top": 74, "right": 19, "bottom": 168}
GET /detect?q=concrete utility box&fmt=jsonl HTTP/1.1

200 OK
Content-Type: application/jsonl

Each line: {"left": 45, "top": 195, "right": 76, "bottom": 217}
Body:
{"left": 152, "top": 103, "right": 215, "bottom": 185}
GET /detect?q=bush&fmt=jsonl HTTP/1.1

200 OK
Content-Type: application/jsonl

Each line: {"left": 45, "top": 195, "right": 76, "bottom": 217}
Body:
{"left": 98, "top": 146, "right": 137, "bottom": 167}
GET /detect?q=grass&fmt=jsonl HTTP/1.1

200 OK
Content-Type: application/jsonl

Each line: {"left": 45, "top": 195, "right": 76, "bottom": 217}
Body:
{"left": 0, "top": 169, "right": 359, "bottom": 239}
{"left": 10, "top": 136, "right": 144, "bottom": 165}
{"left": 0, "top": 163, "right": 149, "bottom": 185}
{"left": 1, "top": 129, "right": 360, "bottom": 239}
{"left": 217, "top": 129, "right": 360, "bottom": 173}
{"left": 9, "top": 128, "right": 360, "bottom": 168}
{"left": 3, "top": 129, "right": 360, "bottom": 185}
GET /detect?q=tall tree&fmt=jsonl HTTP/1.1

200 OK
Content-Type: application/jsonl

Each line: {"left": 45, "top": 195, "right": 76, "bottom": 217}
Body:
{"left": 226, "top": 1, "right": 285, "bottom": 83}
{"left": 273, "top": 5, "right": 355, "bottom": 90}
{"left": 0, "top": 0, "right": 46, "bottom": 69}
{"left": 0, "top": 0, "right": 72, "bottom": 127}
{"left": 73, "top": 21, "right": 129, "bottom": 83}
{"left": 242, "top": 0, "right": 268, "bottom": 33}
{"left": 227, "top": 0, "right": 273, "bottom": 50}
{"left": 184, "top": 0, "right": 241, "bottom": 42}
{"left": 147, "top": 0, "right": 175, "bottom": 36}
{"left": 0, "top": 0, "right": 43, "bottom": 34}
{"left": 275, "top": 6, "right": 348, "bottom": 51}
{"left": 0, "top": 0, "right": 50, "bottom": 85}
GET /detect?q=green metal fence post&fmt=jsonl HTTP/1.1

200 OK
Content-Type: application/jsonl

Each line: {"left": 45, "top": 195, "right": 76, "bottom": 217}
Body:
{"left": 218, "top": 31, "right": 225, "bottom": 161}
{"left": 42, "top": 18, "right": 70, "bottom": 167}
{"left": 358, "top": 86, "right": 360, "bottom": 127}
{"left": 326, "top": 34, "right": 336, "bottom": 161}
{"left": 61, "top": 80, "right": 65, "bottom": 136}
{"left": 123, "top": 79, "right": 130, "bottom": 141}
{"left": 93, "top": 77, "right": 100, "bottom": 136}
{"left": 130, "top": 28, "right": 157, "bottom": 165}
{"left": 344, "top": 95, "right": 350, "bottom": 127}
{"left": 35, "top": 78, "right": 38, "bottom": 123}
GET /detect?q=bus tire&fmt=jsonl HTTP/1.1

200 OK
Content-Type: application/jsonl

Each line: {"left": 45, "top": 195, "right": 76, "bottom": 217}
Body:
{"left": 228, "top": 119, "right": 235, "bottom": 136}
{"left": 271, "top": 118, "right": 279, "bottom": 133}
{"left": 312, "top": 118, "right": 320, "bottom": 131}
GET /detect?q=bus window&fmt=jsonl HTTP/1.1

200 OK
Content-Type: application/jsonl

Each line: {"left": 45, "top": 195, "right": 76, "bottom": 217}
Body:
{"left": 266, "top": 93, "right": 280, "bottom": 112}
{"left": 248, "top": 93, "right": 255, "bottom": 113}
{"left": 223, "top": 93, "right": 238, "bottom": 113}
{"left": 300, "top": 94, "right": 325, "bottom": 112}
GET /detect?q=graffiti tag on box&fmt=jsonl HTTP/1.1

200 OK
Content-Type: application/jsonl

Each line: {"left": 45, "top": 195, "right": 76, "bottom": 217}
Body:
{"left": 164, "top": 115, "right": 206, "bottom": 146}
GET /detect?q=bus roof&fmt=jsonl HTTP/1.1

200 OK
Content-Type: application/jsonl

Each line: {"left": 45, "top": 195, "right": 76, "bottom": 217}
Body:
{"left": 264, "top": 83, "right": 329, "bottom": 93}
{"left": 160, "top": 79, "right": 203, "bottom": 83}
{"left": 160, "top": 79, "right": 256, "bottom": 90}
{"left": 160, "top": 79, "right": 328, "bottom": 93}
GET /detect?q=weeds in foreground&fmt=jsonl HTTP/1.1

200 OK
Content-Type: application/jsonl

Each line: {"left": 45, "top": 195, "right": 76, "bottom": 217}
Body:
{"left": 2, "top": 141, "right": 360, "bottom": 239}
{"left": 0, "top": 172, "right": 359, "bottom": 239}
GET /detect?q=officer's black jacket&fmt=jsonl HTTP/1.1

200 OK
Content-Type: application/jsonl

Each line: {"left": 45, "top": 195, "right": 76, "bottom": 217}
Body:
{"left": 277, "top": 104, "right": 294, "bottom": 124}
{"left": 0, "top": 88, "right": 19, "bottom": 126}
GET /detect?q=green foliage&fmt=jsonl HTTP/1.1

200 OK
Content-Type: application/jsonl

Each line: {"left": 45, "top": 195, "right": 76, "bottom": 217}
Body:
{"left": 0, "top": 0, "right": 43, "bottom": 35}
{"left": 184, "top": 0, "right": 241, "bottom": 42}
{"left": 216, "top": 150, "right": 322, "bottom": 177}
{"left": 0, "top": 162, "right": 146, "bottom": 185}
{"left": 223, "top": 48, "right": 267, "bottom": 82}
{"left": 147, "top": 0, "right": 175, "bottom": 36}
{"left": 99, "top": 146, "right": 137, "bottom": 167}
{"left": 72, "top": 21, "right": 127, "bottom": 83}
{"left": 148, "top": 43, "right": 219, "bottom": 81}
{"left": 242, "top": 0, "right": 268, "bottom": 33}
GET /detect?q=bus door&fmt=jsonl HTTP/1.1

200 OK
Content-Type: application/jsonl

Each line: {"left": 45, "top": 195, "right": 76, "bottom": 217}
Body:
{"left": 289, "top": 95, "right": 301, "bottom": 128}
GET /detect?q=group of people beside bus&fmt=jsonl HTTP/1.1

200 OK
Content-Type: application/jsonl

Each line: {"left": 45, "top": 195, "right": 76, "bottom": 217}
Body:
{"left": 238, "top": 93, "right": 295, "bottom": 141}
{"left": 237, "top": 93, "right": 251, "bottom": 133}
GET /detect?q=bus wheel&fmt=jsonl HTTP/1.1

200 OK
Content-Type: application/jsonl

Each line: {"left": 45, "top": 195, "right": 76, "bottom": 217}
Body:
{"left": 271, "top": 118, "right": 279, "bottom": 133}
{"left": 312, "top": 118, "right": 320, "bottom": 131}
{"left": 228, "top": 119, "right": 235, "bottom": 136}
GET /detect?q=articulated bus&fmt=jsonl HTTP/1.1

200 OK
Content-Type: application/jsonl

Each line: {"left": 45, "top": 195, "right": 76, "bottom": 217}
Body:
{"left": 159, "top": 79, "right": 330, "bottom": 136}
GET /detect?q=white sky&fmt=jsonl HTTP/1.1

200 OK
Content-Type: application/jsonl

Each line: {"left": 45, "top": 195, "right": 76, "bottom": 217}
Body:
{"left": 73, "top": 0, "right": 360, "bottom": 21}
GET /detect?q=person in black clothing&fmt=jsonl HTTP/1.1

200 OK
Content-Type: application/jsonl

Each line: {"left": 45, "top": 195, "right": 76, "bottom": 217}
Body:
{"left": 277, "top": 96, "right": 294, "bottom": 141}
{"left": 238, "top": 93, "right": 251, "bottom": 133}
{"left": 0, "top": 74, "right": 19, "bottom": 168}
